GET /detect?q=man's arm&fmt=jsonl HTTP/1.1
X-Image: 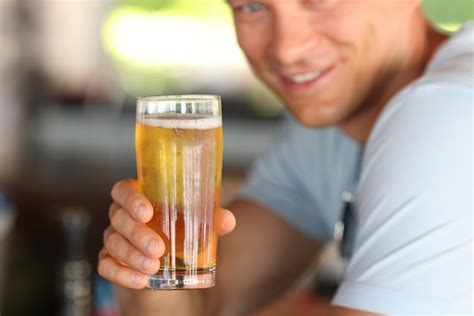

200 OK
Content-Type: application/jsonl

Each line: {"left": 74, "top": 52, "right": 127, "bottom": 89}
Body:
{"left": 216, "top": 199, "right": 379, "bottom": 316}
{"left": 211, "top": 200, "right": 377, "bottom": 316}
{"left": 207, "top": 199, "right": 321, "bottom": 315}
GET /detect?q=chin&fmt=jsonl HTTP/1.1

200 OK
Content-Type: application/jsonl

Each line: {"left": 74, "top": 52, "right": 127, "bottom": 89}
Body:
{"left": 288, "top": 102, "right": 346, "bottom": 129}
{"left": 294, "top": 114, "right": 336, "bottom": 128}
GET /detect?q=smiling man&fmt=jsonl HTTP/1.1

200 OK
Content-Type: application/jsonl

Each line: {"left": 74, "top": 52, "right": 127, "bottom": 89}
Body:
{"left": 98, "top": 0, "right": 472, "bottom": 315}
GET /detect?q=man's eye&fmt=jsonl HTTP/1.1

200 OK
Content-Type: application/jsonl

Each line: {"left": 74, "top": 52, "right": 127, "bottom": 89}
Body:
{"left": 236, "top": 2, "right": 266, "bottom": 14}
{"left": 243, "top": 2, "right": 265, "bottom": 12}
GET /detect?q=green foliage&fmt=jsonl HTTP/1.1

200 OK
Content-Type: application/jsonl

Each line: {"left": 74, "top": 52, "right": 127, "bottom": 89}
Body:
{"left": 113, "top": 0, "right": 231, "bottom": 18}
{"left": 423, "top": 0, "right": 474, "bottom": 23}
{"left": 114, "top": 0, "right": 169, "bottom": 11}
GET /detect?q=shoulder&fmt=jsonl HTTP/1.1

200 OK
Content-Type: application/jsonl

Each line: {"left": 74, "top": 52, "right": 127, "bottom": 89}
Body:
{"left": 333, "top": 87, "right": 472, "bottom": 312}
{"left": 423, "top": 22, "right": 474, "bottom": 87}
{"left": 332, "top": 25, "right": 473, "bottom": 313}
{"left": 366, "top": 22, "right": 473, "bottom": 163}
{"left": 360, "top": 29, "right": 472, "bottom": 227}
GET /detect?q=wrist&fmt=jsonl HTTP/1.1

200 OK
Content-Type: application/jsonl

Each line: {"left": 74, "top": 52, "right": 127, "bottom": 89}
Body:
{"left": 114, "top": 286, "right": 207, "bottom": 316}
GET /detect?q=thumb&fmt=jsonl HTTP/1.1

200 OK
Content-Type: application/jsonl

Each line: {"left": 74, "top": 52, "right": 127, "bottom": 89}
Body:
{"left": 217, "top": 208, "right": 236, "bottom": 236}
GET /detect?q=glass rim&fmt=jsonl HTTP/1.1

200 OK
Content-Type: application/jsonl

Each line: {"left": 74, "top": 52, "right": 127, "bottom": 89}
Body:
{"left": 136, "top": 94, "right": 221, "bottom": 102}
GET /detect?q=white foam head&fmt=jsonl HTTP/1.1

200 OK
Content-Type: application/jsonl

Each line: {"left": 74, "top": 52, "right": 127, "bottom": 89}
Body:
{"left": 138, "top": 115, "right": 222, "bottom": 129}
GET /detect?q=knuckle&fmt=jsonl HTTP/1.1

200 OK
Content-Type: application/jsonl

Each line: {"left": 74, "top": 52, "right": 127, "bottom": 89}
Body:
{"left": 147, "top": 259, "right": 160, "bottom": 274}
{"left": 124, "top": 246, "right": 137, "bottom": 264}
{"left": 153, "top": 259, "right": 161, "bottom": 272}
{"left": 97, "top": 258, "right": 110, "bottom": 278}
{"left": 108, "top": 203, "right": 118, "bottom": 219}
{"left": 136, "top": 254, "right": 151, "bottom": 272}
{"left": 125, "top": 192, "right": 143, "bottom": 212}
{"left": 130, "top": 225, "right": 145, "bottom": 245}
{"left": 102, "top": 228, "right": 110, "bottom": 245}
{"left": 142, "top": 263, "right": 158, "bottom": 275}
{"left": 110, "top": 209, "right": 124, "bottom": 228}
{"left": 110, "top": 265, "right": 122, "bottom": 283}
{"left": 111, "top": 179, "right": 128, "bottom": 195}
{"left": 98, "top": 247, "right": 107, "bottom": 259}
{"left": 104, "top": 232, "right": 120, "bottom": 251}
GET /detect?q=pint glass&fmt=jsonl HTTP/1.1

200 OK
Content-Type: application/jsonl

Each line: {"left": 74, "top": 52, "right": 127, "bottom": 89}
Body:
{"left": 135, "top": 95, "right": 223, "bottom": 290}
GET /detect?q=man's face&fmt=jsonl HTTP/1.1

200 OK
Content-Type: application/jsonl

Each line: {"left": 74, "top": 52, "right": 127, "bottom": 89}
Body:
{"left": 228, "top": 0, "right": 419, "bottom": 128}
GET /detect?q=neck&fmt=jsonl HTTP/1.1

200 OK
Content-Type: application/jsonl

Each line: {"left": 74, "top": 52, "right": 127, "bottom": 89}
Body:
{"left": 340, "top": 14, "right": 448, "bottom": 145}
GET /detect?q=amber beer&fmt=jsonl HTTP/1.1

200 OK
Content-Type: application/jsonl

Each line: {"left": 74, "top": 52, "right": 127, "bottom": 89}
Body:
{"left": 135, "top": 95, "right": 222, "bottom": 290}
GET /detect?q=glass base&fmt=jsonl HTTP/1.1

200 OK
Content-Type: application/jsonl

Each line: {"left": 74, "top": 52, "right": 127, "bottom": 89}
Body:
{"left": 147, "top": 267, "right": 216, "bottom": 290}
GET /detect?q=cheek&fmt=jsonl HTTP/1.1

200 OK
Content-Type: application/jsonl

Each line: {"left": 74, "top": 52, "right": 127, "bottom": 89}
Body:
{"left": 322, "top": 6, "right": 380, "bottom": 84}
{"left": 236, "top": 24, "right": 270, "bottom": 62}
{"left": 321, "top": 2, "right": 366, "bottom": 43}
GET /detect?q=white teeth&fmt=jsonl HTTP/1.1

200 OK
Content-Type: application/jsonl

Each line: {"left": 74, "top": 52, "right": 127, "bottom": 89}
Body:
{"left": 288, "top": 71, "right": 322, "bottom": 83}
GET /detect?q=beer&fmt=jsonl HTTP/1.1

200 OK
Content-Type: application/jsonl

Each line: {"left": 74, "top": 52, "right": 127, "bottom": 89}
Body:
{"left": 136, "top": 111, "right": 223, "bottom": 289}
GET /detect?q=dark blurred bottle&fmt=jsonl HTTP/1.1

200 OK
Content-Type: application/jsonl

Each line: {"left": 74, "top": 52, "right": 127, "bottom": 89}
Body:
{"left": 57, "top": 207, "right": 91, "bottom": 316}
{"left": 0, "top": 192, "right": 15, "bottom": 314}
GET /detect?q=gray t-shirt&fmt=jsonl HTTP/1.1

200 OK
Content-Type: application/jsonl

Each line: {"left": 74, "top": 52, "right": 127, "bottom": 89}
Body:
{"left": 239, "top": 23, "right": 473, "bottom": 313}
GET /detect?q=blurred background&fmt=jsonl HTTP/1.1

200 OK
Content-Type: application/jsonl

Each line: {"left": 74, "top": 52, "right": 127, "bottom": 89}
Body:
{"left": 0, "top": 0, "right": 472, "bottom": 315}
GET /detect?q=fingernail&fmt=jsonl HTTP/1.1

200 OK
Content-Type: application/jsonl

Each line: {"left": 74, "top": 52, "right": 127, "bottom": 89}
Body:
{"left": 134, "top": 203, "right": 145, "bottom": 221}
{"left": 140, "top": 256, "right": 154, "bottom": 270}
{"left": 131, "top": 272, "right": 146, "bottom": 287}
{"left": 146, "top": 238, "right": 159, "bottom": 256}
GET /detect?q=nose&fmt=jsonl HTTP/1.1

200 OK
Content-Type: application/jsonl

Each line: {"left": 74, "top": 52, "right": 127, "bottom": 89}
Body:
{"left": 270, "top": 10, "right": 319, "bottom": 67}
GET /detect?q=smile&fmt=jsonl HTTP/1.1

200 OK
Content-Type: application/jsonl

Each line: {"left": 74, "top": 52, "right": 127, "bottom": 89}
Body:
{"left": 280, "top": 65, "right": 334, "bottom": 92}
{"left": 286, "top": 71, "right": 323, "bottom": 84}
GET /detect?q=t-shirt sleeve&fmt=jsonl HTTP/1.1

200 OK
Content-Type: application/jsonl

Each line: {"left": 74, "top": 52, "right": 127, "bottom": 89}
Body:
{"left": 238, "top": 117, "right": 335, "bottom": 242}
{"left": 332, "top": 83, "right": 473, "bottom": 313}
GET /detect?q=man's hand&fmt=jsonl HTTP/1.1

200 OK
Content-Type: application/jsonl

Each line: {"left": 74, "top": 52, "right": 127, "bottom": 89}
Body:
{"left": 97, "top": 179, "right": 236, "bottom": 289}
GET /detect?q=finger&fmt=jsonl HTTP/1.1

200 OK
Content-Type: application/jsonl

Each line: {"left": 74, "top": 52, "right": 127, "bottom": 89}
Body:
{"left": 108, "top": 202, "right": 120, "bottom": 220}
{"left": 218, "top": 208, "right": 236, "bottom": 236}
{"left": 111, "top": 179, "right": 153, "bottom": 223}
{"left": 98, "top": 254, "right": 148, "bottom": 289}
{"left": 104, "top": 231, "right": 160, "bottom": 275}
{"left": 103, "top": 225, "right": 114, "bottom": 245}
{"left": 100, "top": 245, "right": 130, "bottom": 268}
{"left": 110, "top": 207, "right": 164, "bottom": 258}
{"left": 98, "top": 247, "right": 108, "bottom": 261}
{"left": 107, "top": 202, "right": 132, "bottom": 252}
